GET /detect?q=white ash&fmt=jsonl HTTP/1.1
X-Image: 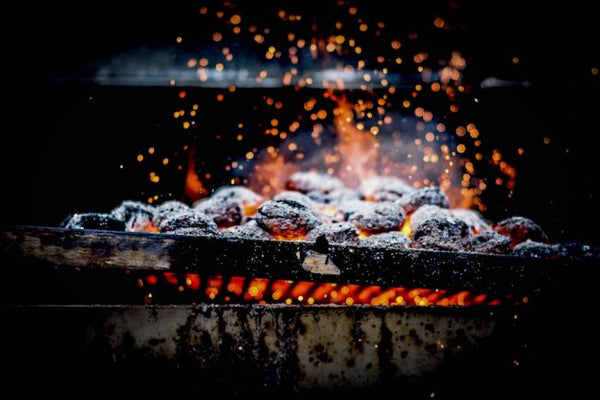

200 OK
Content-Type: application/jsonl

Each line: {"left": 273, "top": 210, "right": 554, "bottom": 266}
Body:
{"left": 451, "top": 209, "right": 491, "bottom": 233}
{"left": 158, "top": 211, "right": 219, "bottom": 236}
{"left": 194, "top": 186, "right": 262, "bottom": 227}
{"left": 286, "top": 171, "right": 345, "bottom": 194}
{"left": 347, "top": 201, "right": 406, "bottom": 234}
{"left": 359, "top": 231, "right": 411, "bottom": 250}
{"left": 254, "top": 199, "right": 322, "bottom": 239}
{"left": 110, "top": 200, "right": 155, "bottom": 232}
{"left": 307, "top": 188, "right": 359, "bottom": 205}
{"left": 305, "top": 222, "right": 360, "bottom": 245}
{"left": 273, "top": 190, "right": 314, "bottom": 208}
{"left": 358, "top": 176, "right": 414, "bottom": 202}
{"left": 167, "top": 227, "right": 220, "bottom": 236}
{"left": 465, "top": 230, "right": 511, "bottom": 255}
{"left": 195, "top": 199, "right": 243, "bottom": 227}
{"left": 337, "top": 200, "right": 371, "bottom": 217}
{"left": 413, "top": 216, "right": 470, "bottom": 251}
{"left": 409, "top": 205, "right": 453, "bottom": 232}
{"left": 315, "top": 206, "right": 346, "bottom": 224}
{"left": 201, "top": 186, "right": 262, "bottom": 206}
{"left": 222, "top": 220, "right": 273, "bottom": 240}
{"left": 62, "top": 213, "right": 125, "bottom": 231}
{"left": 153, "top": 200, "right": 191, "bottom": 226}
{"left": 398, "top": 187, "right": 450, "bottom": 214}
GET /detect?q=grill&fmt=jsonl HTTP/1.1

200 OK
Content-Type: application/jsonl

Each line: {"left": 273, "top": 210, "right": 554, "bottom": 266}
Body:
{"left": 2, "top": 0, "right": 599, "bottom": 398}
{"left": 1, "top": 225, "right": 597, "bottom": 398}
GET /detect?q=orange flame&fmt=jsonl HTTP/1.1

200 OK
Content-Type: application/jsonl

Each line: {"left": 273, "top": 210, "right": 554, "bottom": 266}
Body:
{"left": 249, "top": 152, "right": 297, "bottom": 197}
{"left": 185, "top": 147, "right": 209, "bottom": 202}
{"left": 330, "top": 92, "right": 378, "bottom": 187}
{"left": 400, "top": 217, "right": 412, "bottom": 236}
{"left": 245, "top": 92, "right": 475, "bottom": 208}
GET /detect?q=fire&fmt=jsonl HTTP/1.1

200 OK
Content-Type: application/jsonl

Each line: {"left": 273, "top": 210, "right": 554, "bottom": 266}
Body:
{"left": 241, "top": 90, "right": 476, "bottom": 209}
{"left": 184, "top": 148, "right": 209, "bottom": 202}
{"left": 121, "top": 4, "right": 536, "bottom": 308}
{"left": 242, "top": 204, "right": 259, "bottom": 216}
{"left": 138, "top": 272, "right": 501, "bottom": 307}
{"left": 330, "top": 92, "right": 378, "bottom": 188}
{"left": 400, "top": 217, "right": 412, "bottom": 236}
{"left": 141, "top": 222, "right": 160, "bottom": 233}
{"left": 272, "top": 233, "right": 307, "bottom": 241}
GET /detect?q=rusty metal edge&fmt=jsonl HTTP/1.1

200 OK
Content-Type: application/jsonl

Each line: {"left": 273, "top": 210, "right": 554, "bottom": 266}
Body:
{"left": 0, "top": 224, "right": 586, "bottom": 295}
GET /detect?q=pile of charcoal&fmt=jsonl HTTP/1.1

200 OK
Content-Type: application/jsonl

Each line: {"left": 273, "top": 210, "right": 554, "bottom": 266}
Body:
{"left": 62, "top": 171, "right": 595, "bottom": 260}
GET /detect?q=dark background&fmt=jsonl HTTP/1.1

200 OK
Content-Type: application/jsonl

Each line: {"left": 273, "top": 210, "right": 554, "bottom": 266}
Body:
{"left": 2, "top": 0, "right": 598, "bottom": 245}
{"left": 2, "top": 0, "right": 599, "bottom": 245}
{"left": 0, "top": 2, "right": 599, "bottom": 398}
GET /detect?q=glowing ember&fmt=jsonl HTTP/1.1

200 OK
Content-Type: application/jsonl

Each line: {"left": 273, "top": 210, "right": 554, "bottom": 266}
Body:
{"left": 125, "top": 1, "right": 529, "bottom": 214}
{"left": 136, "top": 273, "right": 501, "bottom": 307}
{"left": 63, "top": 1, "right": 596, "bottom": 308}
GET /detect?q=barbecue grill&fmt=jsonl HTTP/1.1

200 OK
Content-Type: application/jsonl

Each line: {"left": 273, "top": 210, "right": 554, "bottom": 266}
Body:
{"left": 1, "top": 224, "right": 598, "bottom": 398}
{"left": 2, "top": 0, "right": 599, "bottom": 398}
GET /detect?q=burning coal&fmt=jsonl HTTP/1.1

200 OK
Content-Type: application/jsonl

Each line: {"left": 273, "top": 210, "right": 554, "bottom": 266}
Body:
{"left": 62, "top": 168, "right": 594, "bottom": 307}
{"left": 61, "top": 1, "right": 597, "bottom": 307}
{"left": 63, "top": 169, "right": 579, "bottom": 257}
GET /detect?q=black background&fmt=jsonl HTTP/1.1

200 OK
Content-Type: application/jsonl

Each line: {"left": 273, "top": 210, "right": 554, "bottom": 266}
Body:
{"left": 2, "top": 0, "right": 598, "bottom": 245}
{"left": 0, "top": 1, "right": 599, "bottom": 398}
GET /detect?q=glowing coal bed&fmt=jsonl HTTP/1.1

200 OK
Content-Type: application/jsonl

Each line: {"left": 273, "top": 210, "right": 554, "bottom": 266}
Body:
{"left": 58, "top": 167, "right": 596, "bottom": 308}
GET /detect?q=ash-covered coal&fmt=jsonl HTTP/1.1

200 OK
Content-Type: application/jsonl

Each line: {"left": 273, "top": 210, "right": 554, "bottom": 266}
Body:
{"left": 222, "top": 220, "right": 273, "bottom": 240}
{"left": 272, "top": 190, "right": 314, "bottom": 208}
{"left": 62, "top": 171, "right": 595, "bottom": 261}
{"left": 305, "top": 222, "right": 360, "bottom": 245}
{"left": 554, "top": 242, "right": 600, "bottom": 261}
{"left": 195, "top": 200, "right": 242, "bottom": 228}
{"left": 254, "top": 199, "right": 322, "bottom": 239}
{"left": 512, "top": 239, "right": 556, "bottom": 259}
{"left": 510, "top": 240, "right": 599, "bottom": 260}
{"left": 359, "top": 176, "right": 414, "bottom": 202}
{"left": 494, "top": 216, "right": 549, "bottom": 248}
{"left": 286, "top": 171, "right": 345, "bottom": 194}
{"left": 413, "top": 216, "right": 470, "bottom": 251}
{"left": 61, "top": 213, "right": 126, "bottom": 231}
{"left": 110, "top": 200, "right": 155, "bottom": 232}
{"left": 466, "top": 230, "right": 511, "bottom": 255}
{"left": 307, "top": 188, "right": 359, "bottom": 205}
{"left": 409, "top": 205, "right": 452, "bottom": 232}
{"left": 346, "top": 201, "right": 406, "bottom": 234}
{"left": 359, "top": 231, "right": 411, "bottom": 249}
{"left": 450, "top": 209, "right": 491, "bottom": 233}
{"left": 194, "top": 186, "right": 262, "bottom": 228}
{"left": 153, "top": 200, "right": 191, "bottom": 226}
{"left": 360, "top": 176, "right": 413, "bottom": 200}
{"left": 158, "top": 212, "right": 219, "bottom": 236}
{"left": 398, "top": 187, "right": 450, "bottom": 214}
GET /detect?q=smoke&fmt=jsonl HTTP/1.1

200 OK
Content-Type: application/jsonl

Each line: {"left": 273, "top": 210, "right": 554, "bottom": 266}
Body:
{"left": 242, "top": 96, "right": 467, "bottom": 206}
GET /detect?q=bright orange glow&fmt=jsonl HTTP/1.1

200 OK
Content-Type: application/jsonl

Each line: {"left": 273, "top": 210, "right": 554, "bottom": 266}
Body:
{"left": 184, "top": 148, "right": 209, "bottom": 202}
{"left": 272, "top": 233, "right": 307, "bottom": 241}
{"left": 400, "top": 218, "right": 412, "bottom": 236}
{"left": 185, "top": 274, "right": 201, "bottom": 290}
{"left": 290, "top": 281, "right": 315, "bottom": 299}
{"left": 242, "top": 203, "right": 259, "bottom": 216}
{"left": 227, "top": 277, "right": 245, "bottom": 295}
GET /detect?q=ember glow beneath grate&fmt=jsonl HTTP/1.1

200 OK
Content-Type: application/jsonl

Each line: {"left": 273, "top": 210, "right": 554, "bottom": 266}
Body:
{"left": 135, "top": 273, "right": 500, "bottom": 306}
{"left": 59, "top": 168, "right": 594, "bottom": 307}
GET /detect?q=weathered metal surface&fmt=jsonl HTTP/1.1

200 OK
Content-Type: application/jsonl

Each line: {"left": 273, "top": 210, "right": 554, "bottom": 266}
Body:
{"left": 84, "top": 304, "right": 498, "bottom": 389}
{"left": 0, "top": 224, "right": 577, "bottom": 295}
